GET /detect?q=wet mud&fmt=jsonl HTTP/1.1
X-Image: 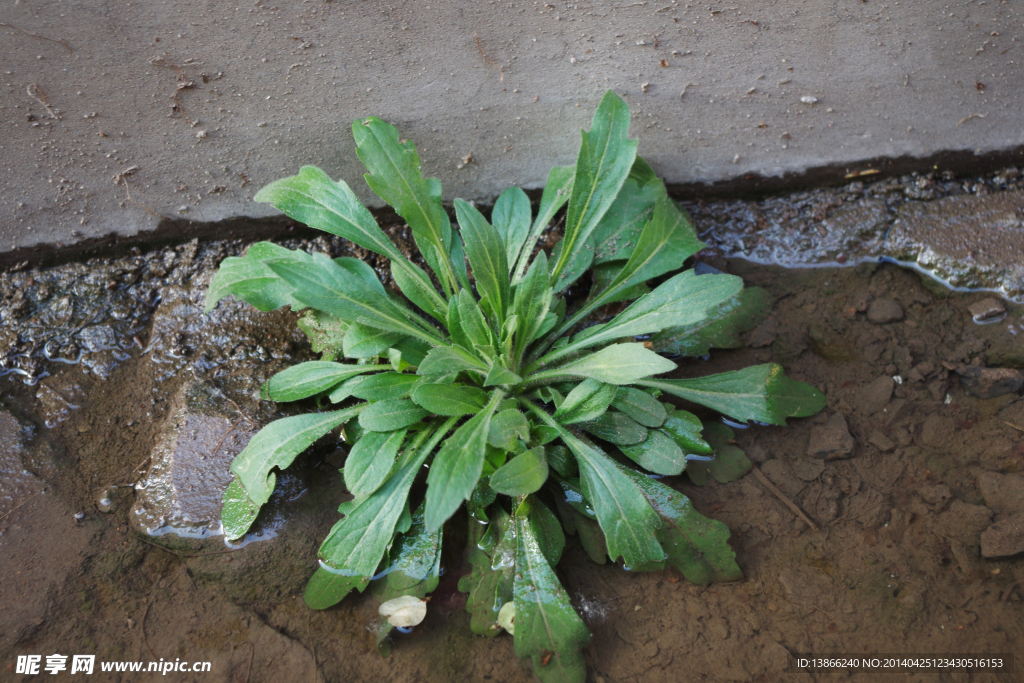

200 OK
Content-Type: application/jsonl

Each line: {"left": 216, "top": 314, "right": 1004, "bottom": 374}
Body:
{"left": 2, "top": 194, "right": 1024, "bottom": 681}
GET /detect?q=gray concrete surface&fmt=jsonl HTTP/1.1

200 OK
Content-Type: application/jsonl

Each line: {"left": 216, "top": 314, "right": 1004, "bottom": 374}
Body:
{"left": 2, "top": 1, "right": 1023, "bottom": 256}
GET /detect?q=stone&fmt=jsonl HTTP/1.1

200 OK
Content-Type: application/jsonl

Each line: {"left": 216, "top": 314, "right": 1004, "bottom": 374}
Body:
{"left": 919, "top": 414, "right": 953, "bottom": 447}
{"left": 747, "top": 316, "right": 779, "bottom": 348}
{"left": 967, "top": 297, "right": 1005, "bottom": 323}
{"left": 866, "top": 298, "right": 904, "bottom": 324}
{"left": 854, "top": 376, "right": 894, "bottom": 414}
{"left": 131, "top": 381, "right": 259, "bottom": 538}
{"left": 845, "top": 488, "right": 889, "bottom": 527}
{"left": 915, "top": 483, "right": 952, "bottom": 510}
{"left": 867, "top": 431, "right": 896, "bottom": 452}
{"left": 977, "top": 472, "right": 1024, "bottom": 515}
{"left": 806, "top": 413, "right": 855, "bottom": 460}
{"left": 954, "top": 365, "right": 1023, "bottom": 399}
{"left": 981, "top": 512, "right": 1024, "bottom": 558}
{"left": 789, "top": 457, "right": 825, "bottom": 482}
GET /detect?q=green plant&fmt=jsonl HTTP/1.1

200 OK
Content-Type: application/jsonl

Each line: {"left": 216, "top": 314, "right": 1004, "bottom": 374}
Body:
{"left": 206, "top": 91, "right": 825, "bottom": 682}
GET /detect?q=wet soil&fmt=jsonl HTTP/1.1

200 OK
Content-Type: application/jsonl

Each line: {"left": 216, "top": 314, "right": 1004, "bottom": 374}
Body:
{"left": 2, "top": 232, "right": 1024, "bottom": 681}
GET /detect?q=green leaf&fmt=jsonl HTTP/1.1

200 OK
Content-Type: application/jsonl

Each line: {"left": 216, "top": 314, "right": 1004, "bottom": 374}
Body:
{"left": 612, "top": 387, "right": 667, "bottom": 428}
{"left": 457, "top": 291, "right": 495, "bottom": 349}
{"left": 304, "top": 568, "right": 367, "bottom": 609}
{"left": 527, "top": 496, "right": 566, "bottom": 566}
{"left": 550, "top": 235, "right": 596, "bottom": 294}
{"left": 513, "top": 512, "right": 591, "bottom": 683}
{"left": 550, "top": 91, "right": 638, "bottom": 285}
{"left": 588, "top": 262, "right": 650, "bottom": 306}
{"left": 205, "top": 242, "right": 307, "bottom": 313}
{"left": 492, "top": 186, "right": 533, "bottom": 271}
{"left": 343, "top": 323, "right": 406, "bottom": 359}
{"left": 370, "top": 502, "right": 442, "bottom": 602}
{"left": 512, "top": 251, "right": 553, "bottom": 360}
{"left": 488, "top": 409, "right": 531, "bottom": 450}
{"left": 359, "top": 398, "right": 430, "bottom": 432}
{"left": 489, "top": 447, "right": 547, "bottom": 496}
{"left": 455, "top": 199, "right": 511, "bottom": 323}
{"left": 546, "top": 445, "right": 578, "bottom": 478}
{"left": 411, "top": 383, "right": 488, "bottom": 416}
{"left": 390, "top": 337, "right": 431, "bottom": 369}
{"left": 424, "top": 392, "right": 503, "bottom": 531}
{"left": 350, "top": 372, "right": 419, "bottom": 401}
{"left": 512, "top": 165, "right": 574, "bottom": 283}
{"left": 229, "top": 407, "right": 364, "bottom": 518}
{"left": 650, "top": 286, "right": 774, "bottom": 357}
{"left": 263, "top": 361, "right": 382, "bottom": 402}
{"left": 686, "top": 423, "right": 751, "bottom": 486}
{"left": 533, "top": 343, "right": 675, "bottom": 385}
{"left": 591, "top": 158, "right": 663, "bottom": 264}
{"left": 319, "top": 418, "right": 456, "bottom": 579}
{"left": 542, "top": 270, "right": 743, "bottom": 362}
{"left": 267, "top": 253, "right": 443, "bottom": 345}
{"left": 352, "top": 117, "right": 457, "bottom": 292}
{"left": 578, "top": 411, "right": 648, "bottom": 446}
{"left": 297, "top": 310, "right": 348, "bottom": 361}
{"left": 556, "top": 500, "right": 608, "bottom": 564}
{"left": 638, "top": 363, "right": 826, "bottom": 426}
{"left": 344, "top": 429, "right": 407, "bottom": 497}
{"left": 417, "top": 346, "right": 487, "bottom": 376}
{"left": 526, "top": 403, "right": 664, "bottom": 567}
{"left": 620, "top": 429, "right": 685, "bottom": 476}
{"left": 221, "top": 476, "right": 260, "bottom": 541}
{"left": 660, "top": 409, "right": 713, "bottom": 454}
{"left": 553, "top": 378, "right": 617, "bottom": 425}
{"left": 252, "top": 165, "right": 446, "bottom": 319}
{"left": 620, "top": 468, "right": 743, "bottom": 583}
{"left": 460, "top": 507, "right": 516, "bottom": 636}
{"left": 484, "top": 364, "right": 522, "bottom": 387}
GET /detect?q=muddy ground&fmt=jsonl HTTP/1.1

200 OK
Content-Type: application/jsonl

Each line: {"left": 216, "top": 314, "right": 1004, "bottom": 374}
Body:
{"left": 2, "top": 213, "right": 1023, "bottom": 681}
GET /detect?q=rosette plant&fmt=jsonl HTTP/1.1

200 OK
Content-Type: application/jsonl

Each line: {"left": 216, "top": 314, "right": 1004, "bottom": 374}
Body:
{"left": 206, "top": 91, "right": 825, "bottom": 682}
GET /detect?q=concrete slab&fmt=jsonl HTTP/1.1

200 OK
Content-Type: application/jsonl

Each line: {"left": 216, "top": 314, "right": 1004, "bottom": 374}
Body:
{"left": 1, "top": 1, "right": 1023, "bottom": 257}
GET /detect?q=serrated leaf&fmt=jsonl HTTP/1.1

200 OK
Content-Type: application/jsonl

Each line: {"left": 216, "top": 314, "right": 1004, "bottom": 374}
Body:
{"left": 553, "top": 378, "right": 617, "bottom": 425}
{"left": 550, "top": 235, "right": 596, "bottom": 293}
{"left": 319, "top": 417, "right": 456, "bottom": 579}
{"left": 359, "top": 398, "right": 429, "bottom": 432}
{"left": 512, "top": 165, "right": 574, "bottom": 283}
{"left": 650, "top": 286, "right": 774, "bottom": 357}
{"left": 263, "top": 361, "right": 383, "bottom": 402}
{"left": 527, "top": 404, "right": 664, "bottom": 567}
{"left": 578, "top": 410, "right": 648, "bottom": 446}
{"left": 205, "top": 242, "right": 308, "bottom": 313}
{"left": 588, "top": 262, "right": 650, "bottom": 305}
{"left": 638, "top": 363, "right": 826, "bottom": 426}
{"left": 352, "top": 117, "right": 457, "bottom": 292}
{"left": 344, "top": 429, "right": 407, "bottom": 497}
{"left": 612, "top": 387, "right": 668, "bottom": 428}
{"left": 492, "top": 186, "right": 533, "bottom": 270}
{"left": 489, "top": 447, "right": 547, "bottom": 496}
{"left": 542, "top": 270, "right": 742, "bottom": 363}
{"left": 534, "top": 343, "right": 675, "bottom": 386}
{"left": 550, "top": 91, "right": 637, "bottom": 286}
{"left": 620, "top": 429, "right": 685, "bottom": 475}
{"left": 221, "top": 476, "right": 260, "bottom": 541}
{"left": 417, "top": 345, "right": 487, "bottom": 376}
{"left": 660, "top": 409, "right": 713, "bottom": 454}
{"left": 513, "top": 512, "right": 591, "bottom": 683}
{"left": 229, "top": 407, "right": 364, "bottom": 521}
{"left": 455, "top": 199, "right": 511, "bottom": 323}
{"left": 343, "top": 322, "right": 406, "bottom": 359}
{"left": 620, "top": 468, "right": 743, "bottom": 583}
{"left": 297, "top": 310, "right": 348, "bottom": 361}
{"left": 350, "top": 372, "right": 419, "bottom": 401}
{"left": 267, "top": 253, "right": 443, "bottom": 345}
{"left": 252, "top": 165, "right": 446, "bottom": 319}
{"left": 424, "top": 392, "right": 503, "bottom": 531}
{"left": 591, "top": 157, "right": 663, "bottom": 264}
{"left": 686, "top": 422, "right": 751, "bottom": 486}
{"left": 411, "top": 383, "right": 489, "bottom": 416}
